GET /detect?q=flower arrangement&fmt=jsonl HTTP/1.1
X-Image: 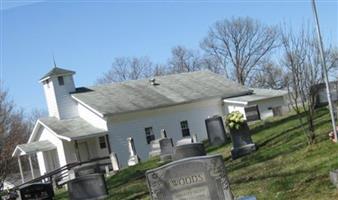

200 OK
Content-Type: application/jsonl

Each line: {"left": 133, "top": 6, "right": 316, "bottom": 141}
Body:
{"left": 225, "top": 111, "right": 245, "bottom": 130}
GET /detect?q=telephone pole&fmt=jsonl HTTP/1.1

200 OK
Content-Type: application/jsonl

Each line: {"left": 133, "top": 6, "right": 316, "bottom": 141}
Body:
{"left": 312, "top": 0, "right": 338, "bottom": 141}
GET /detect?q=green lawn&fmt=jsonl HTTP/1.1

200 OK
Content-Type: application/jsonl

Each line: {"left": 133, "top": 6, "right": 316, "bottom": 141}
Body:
{"left": 55, "top": 107, "right": 338, "bottom": 199}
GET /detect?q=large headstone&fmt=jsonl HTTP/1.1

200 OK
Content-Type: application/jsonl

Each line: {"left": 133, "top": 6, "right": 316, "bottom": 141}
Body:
{"left": 229, "top": 122, "right": 256, "bottom": 159}
{"left": 67, "top": 173, "right": 108, "bottom": 200}
{"left": 173, "top": 143, "right": 206, "bottom": 161}
{"left": 127, "top": 137, "right": 140, "bottom": 166}
{"left": 146, "top": 155, "right": 234, "bottom": 200}
{"left": 19, "top": 183, "right": 54, "bottom": 200}
{"left": 205, "top": 115, "right": 227, "bottom": 147}
{"left": 159, "top": 138, "right": 174, "bottom": 162}
{"left": 110, "top": 152, "right": 120, "bottom": 171}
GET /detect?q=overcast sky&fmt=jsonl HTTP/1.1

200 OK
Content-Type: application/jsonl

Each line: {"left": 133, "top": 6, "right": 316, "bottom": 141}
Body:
{"left": 1, "top": 0, "right": 337, "bottom": 113}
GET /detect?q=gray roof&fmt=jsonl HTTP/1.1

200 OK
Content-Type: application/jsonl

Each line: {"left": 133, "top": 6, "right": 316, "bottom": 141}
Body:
{"left": 39, "top": 117, "right": 107, "bottom": 140}
{"left": 72, "top": 70, "right": 251, "bottom": 116}
{"left": 40, "top": 67, "right": 75, "bottom": 81}
{"left": 14, "top": 140, "right": 56, "bottom": 156}
{"left": 224, "top": 88, "right": 288, "bottom": 103}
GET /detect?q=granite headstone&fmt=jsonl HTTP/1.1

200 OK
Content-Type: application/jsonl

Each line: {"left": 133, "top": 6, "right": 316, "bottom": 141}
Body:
{"left": 159, "top": 138, "right": 174, "bottom": 162}
{"left": 146, "top": 154, "right": 234, "bottom": 200}
{"left": 205, "top": 116, "right": 227, "bottom": 147}
{"left": 173, "top": 143, "right": 206, "bottom": 161}
{"left": 229, "top": 122, "right": 256, "bottom": 159}
{"left": 127, "top": 137, "right": 140, "bottom": 166}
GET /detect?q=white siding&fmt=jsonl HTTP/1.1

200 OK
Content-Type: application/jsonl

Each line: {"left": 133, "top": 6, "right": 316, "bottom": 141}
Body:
{"left": 43, "top": 81, "right": 59, "bottom": 118}
{"left": 106, "top": 98, "right": 223, "bottom": 167}
{"left": 78, "top": 103, "right": 107, "bottom": 130}
{"left": 36, "top": 128, "right": 66, "bottom": 175}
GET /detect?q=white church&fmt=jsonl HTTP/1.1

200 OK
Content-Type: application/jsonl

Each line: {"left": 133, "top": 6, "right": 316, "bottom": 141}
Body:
{"left": 12, "top": 67, "right": 287, "bottom": 182}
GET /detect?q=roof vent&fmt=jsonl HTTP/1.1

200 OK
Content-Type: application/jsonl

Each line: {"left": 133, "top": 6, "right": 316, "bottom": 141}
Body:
{"left": 149, "top": 78, "right": 159, "bottom": 86}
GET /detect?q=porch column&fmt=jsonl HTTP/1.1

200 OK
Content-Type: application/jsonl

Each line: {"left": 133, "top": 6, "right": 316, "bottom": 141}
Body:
{"left": 28, "top": 155, "right": 35, "bottom": 179}
{"left": 17, "top": 156, "right": 25, "bottom": 183}
{"left": 75, "top": 140, "right": 81, "bottom": 162}
{"left": 105, "top": 134, "right": 112, "bottom": 154}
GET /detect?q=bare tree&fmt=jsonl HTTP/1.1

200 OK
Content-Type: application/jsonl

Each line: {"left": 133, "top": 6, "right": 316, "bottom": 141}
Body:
{"left": 168, "top": 46, "right": 202, "bottom": 73}
{"left": 0, "top": 88, "right": 29, "bottom": 189}
{"left": 96, "top": 57, "right": 154, "bottom": 84}
{"left": 281, "top": 25, "right": 338, "bottom": 144}
{"left": 201, "top": 17, "right": 278, "bottom": 85}
{"left": 250, "top": 59, "right": 288, "bottom": 89}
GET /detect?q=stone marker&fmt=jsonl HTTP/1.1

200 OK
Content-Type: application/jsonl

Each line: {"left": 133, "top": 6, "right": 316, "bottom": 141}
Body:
{"left": 68, "top": 173, "right": 108, "bottom": 200}
{"left": 205, "top": 115, "right": 227, "bottom": 147}
{"left": 159, "top": 137, "right": 174, "bottom": 162}
{"left": 110, "top": 152, "right": 120, "bottom": 171}
{"left": 161, "top": 129, "right": 167, "bottom": 138}
{"left": 192, "top": 134, "right": 198, "bottom": 143}
{"left": 173, "top": 143, "right": 206, "bottom": 161}
{"left": 149, "top": 139, "right": 162, "bottom": 157}
{"left": 127, "top": 137, "right": 140, "bottom": 166}
{"left": 176, "top": 137, "right": 193, "bottom": 146}
{"left": 330, "top": 169, "right": 338, "bottom": 187}
{"left": 146, "top": 154, "right": 234, "bottom": 200}
{"left": 229, "top": 122, "right": 256, "bottom": 159}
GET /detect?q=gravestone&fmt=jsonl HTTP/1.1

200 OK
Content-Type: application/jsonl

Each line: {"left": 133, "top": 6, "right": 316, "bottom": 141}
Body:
{"left": 159, "top": 138, "right": 174, "bottom": 162}
{"left": 229, "top": 122, "right": 256, "bottom": 159}
{"left": 127, "top": 137, "right": 140, "bottom": 166}
{"left": 192, "top": 134, "right": 198, "bottom": 143}
{"left": 176, "top": 137, "right": 193, "bottom": 146}
{"left": 244, "top": 105, "right": 261, "bottom": 122}
{"left": 67, "top": 173, "right": 108, "bottom": 200}
{"left": 205, "top": 115, "right": 227, "bottom": 147}
{"left": 110, "top": 152, "right": 120, "bottom": 171}
{"left": 73, "top": 162, "right": 100, "bottom": 177}
{"left": 330, "top": 169, "right": 338, "bottom": 187}
{"left": 149, "top": 139, "right": 162, "bottom": 157}
{"left": 161, "top": 129, "right": 168, "bottom": 138}
{"left": 19, "top": 183, "right": 54, "bottom": 200}
{"left": 173, "top": 143, "right": 206, "bottom": 161}
{"left": 146, "top": 155, "right": 234, "bottom": 200}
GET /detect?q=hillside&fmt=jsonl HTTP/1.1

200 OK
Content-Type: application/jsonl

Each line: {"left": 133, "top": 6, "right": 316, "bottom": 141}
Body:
{"left": 55, "top": 107, "right": 338, "bottom": 199}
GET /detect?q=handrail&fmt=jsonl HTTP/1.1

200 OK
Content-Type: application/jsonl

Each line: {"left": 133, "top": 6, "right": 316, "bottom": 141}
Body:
{"left": 11, "top": 156, "right": 111, "bottom": 190}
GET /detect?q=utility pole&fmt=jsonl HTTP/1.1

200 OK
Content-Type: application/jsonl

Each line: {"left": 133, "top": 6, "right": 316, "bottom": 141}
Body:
{"left": 312, "top": 0, "right": 338, "bottom": 141}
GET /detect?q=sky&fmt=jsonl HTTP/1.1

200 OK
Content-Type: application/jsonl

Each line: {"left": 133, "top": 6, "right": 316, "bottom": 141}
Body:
{"left": 1, "top": 0, "right": 337, "bottom": 113}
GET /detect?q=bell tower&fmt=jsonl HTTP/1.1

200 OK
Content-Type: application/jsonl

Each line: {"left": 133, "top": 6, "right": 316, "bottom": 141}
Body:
{"left": 39, "top": 67, "right": 78, "bottom": 119}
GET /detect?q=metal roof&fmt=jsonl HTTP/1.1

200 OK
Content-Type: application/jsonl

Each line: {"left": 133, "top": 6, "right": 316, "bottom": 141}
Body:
{"left": 13, "top": 140, "right": 56, "bottom": 156}
{"left": 39, "top": 117, "right": 107, "bottom": 141}
{"left": 71, "top": 70, "right": 251, "bottom": 116}
{"left": 39, "top": 67, "right": 75, "bottom": 81}
{"left": 223, "top": 88, "right": 288, "bottom": 104}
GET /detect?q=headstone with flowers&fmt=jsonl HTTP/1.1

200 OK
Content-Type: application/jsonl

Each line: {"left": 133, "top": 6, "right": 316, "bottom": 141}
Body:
{"left": 225, "top": 111, "right": 256, "bottom": 159}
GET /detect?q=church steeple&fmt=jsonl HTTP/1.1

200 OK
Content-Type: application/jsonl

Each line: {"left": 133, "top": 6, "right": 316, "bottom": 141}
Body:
{"left": 40, "top": 66, "right": 78, "bottom": 119}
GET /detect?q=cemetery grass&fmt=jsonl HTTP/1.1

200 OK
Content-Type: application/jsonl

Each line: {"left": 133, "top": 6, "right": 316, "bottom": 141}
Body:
{"left": 55, "top": 107, "right": 338, "bottom": 199}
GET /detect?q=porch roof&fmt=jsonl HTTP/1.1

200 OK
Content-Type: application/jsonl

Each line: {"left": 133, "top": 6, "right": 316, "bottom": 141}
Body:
{"left": 223, "top": 88, "right": 287, "bottom": 105}
{"left": 39, "top": 117, "right": 108, "bottom": 141}
{"left": 12, "top": 140, "right": 56, "bottom": 157}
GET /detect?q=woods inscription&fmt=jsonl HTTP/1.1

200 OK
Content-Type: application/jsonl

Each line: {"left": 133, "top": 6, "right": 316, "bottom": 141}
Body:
{"left": 145, "top": 155, "right": 234, "bottom": 200}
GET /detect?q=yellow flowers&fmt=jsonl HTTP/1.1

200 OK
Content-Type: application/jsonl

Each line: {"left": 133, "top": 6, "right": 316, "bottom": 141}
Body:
{"left": 225, "top": 111, "right": 245, "bottom": 130}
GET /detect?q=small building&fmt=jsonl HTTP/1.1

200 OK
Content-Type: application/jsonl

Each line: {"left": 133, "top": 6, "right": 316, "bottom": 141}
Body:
{"left": 12, "top": 67, "right": 287, "bottom": 184}
{"left": 223, "top": 88, "right": 288, "bottom": 120}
